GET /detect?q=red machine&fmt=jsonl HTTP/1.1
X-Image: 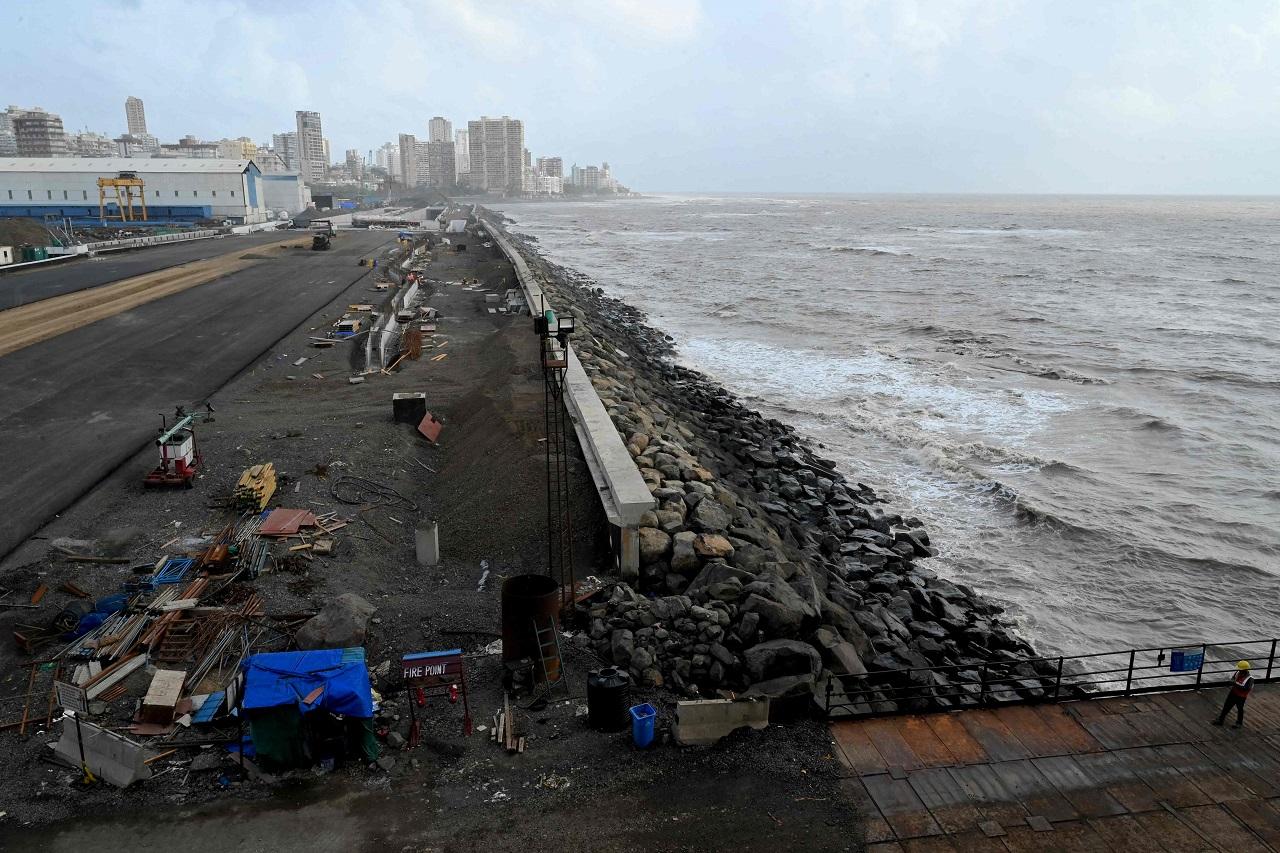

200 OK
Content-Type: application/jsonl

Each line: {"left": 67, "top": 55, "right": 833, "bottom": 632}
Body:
{"left": 143, "top": 405, "right": 214, "bottom": 489}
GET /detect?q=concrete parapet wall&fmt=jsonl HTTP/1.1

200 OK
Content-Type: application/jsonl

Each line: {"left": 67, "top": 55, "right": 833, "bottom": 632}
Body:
{"left": 480, "top": 216, "right": 655, "bottom": 531}
{"left": 672, "top": 698, "right": 771, "bottom": 746}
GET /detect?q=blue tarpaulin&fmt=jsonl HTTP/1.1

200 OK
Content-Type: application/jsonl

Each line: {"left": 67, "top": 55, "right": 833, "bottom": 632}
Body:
{"left": 242, "top": 648, "right": 373, "bottom": 718}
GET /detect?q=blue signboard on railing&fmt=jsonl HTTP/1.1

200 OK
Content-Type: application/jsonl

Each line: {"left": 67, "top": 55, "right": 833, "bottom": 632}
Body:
{"left": 1170, "top": 648, "right": 1204, "bottom": 672}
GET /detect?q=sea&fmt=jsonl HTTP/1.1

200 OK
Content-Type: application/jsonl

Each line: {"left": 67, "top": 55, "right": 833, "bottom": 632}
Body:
{"left": 490, "top": 194, "right": 1280, "bottom": 657}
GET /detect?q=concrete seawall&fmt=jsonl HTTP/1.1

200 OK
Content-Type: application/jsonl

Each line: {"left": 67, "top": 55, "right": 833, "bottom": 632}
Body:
{"left": 479, "top": 215, "right": 655, "bottom": 574}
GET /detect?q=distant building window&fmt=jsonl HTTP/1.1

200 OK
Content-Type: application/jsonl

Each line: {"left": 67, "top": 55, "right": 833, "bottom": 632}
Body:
{"left": 27, "top": 190, "right": 32, "bottom": 200}
{"left": 82, "top": 190, "right": 88, "bottom": 200}
{"left": 212, "top": 190, "right": 216, "bottom": 197}
{"left": 193, "top": 190, "right": 198, "bottom": 197}
{"left": 230, "top": 190, "right": 235, "bottom": 197}
{"left": 63, "top": 190, "right": 68, "bottom": 200}
{"left": 47, "top": 190, "right": 52, "bottom": 200}
{"left": 174, "top": 190, "right": 179, "bottom": 197}
{"left": 6, "top": 190, "right": 11, "bottom": 200}
{"left": 155, "top": 190, "right": 160, "bottom": 198}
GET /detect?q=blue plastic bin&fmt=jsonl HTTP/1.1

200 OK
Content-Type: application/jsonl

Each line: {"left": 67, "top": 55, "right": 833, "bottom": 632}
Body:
{"left": 630, "top": 703, "right": 656, "bottom": 748}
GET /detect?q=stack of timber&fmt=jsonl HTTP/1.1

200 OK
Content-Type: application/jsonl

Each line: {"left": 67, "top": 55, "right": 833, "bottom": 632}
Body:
{"left": 233, "top": 463, "right": 276, "bottom": 511}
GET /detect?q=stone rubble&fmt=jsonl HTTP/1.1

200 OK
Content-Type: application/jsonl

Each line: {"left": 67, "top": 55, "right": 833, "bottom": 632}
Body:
{"left": 493, "top": 214, "right": 1051, "bottom": 715}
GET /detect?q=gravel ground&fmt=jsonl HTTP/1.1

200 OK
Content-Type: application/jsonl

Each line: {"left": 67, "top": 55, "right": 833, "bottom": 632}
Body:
{"left": 0, "top": 223, "right": 863, "bottom": 851}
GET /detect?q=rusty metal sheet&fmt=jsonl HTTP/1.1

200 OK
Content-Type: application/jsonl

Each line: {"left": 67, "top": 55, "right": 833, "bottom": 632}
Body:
{"left": 957, "top": 710, "right": 1033, "bottom": 763}
{"left": 417, "top": 412, "right": 443, "bottom": 443}
{"left": 1031, "top": 705, "right": 1106, "bottom": 754}
{"left": 1031, "top": 754, "right": 1127, "bottom": 818}
{"left": 1178, "top": 804, "right": 1267, "bottom": 849}
{"left": 924, "top": 714, "right": 989, "bottom": 765}
{"left": 1224, "top": 799, "right": 1280, "bottom": 848}
{"left": 996, "top": 705, "right": 1071, "bottom": 758}
{"left": 986, "top": 758, "right": 1079, "bottom": 823}
{"left": 863, "top": 717, "right": 927, "bottom": 771}
{"left": 1132, "top": 809, "right": 1213, "bottom": 852}
{"left": 947, "top": 764, "right": 1030, "bottom": 826}
{"left": 896, "top": 716, "right": 960, "bottom": 768}
{"left": 833, "top": 721, "right": 889, "bottom": 775}
{"left": 1072, "top": 750, "right": 1161, "bottom": 814}
{"left": 907, "top": 766, "right": 984, "bottom": 834}
{"left": 258, "top": 508, "right": 316, "bottom": 536}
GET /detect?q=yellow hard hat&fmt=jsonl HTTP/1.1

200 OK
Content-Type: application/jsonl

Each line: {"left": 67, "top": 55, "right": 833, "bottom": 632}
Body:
{"left": 1237, "top": 660, "right": 1251, "bottom": 670}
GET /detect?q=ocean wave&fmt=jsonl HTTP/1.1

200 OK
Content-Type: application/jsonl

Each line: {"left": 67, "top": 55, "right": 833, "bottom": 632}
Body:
{"left": 809, "top": 243, "right": 913, "bottom": 257}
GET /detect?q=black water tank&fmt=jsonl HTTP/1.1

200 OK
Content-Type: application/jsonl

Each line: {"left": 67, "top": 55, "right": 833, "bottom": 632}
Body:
{"left": 587, "top": 667, "right": 631, "bottom": 731}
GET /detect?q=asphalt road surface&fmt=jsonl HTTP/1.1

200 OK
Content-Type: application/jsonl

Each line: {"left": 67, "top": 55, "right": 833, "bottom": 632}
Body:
{"left": 0, "top": 230, "right": 303, "bottom": 310}
{"left": 0, "top": 230, "right": 396, "bottom": 559}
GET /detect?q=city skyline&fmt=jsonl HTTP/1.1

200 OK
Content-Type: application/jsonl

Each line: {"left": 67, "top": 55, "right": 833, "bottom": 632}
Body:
{"left": 3, "top": 1, "right": 1279, "bottom": 193}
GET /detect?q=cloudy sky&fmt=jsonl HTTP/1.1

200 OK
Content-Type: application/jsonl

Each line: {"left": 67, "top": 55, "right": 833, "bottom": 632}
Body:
{"left": 6, "top": 0, "right": 1279, "bottom": 193}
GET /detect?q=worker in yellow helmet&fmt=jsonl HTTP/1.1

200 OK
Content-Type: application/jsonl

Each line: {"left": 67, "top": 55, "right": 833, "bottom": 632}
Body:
{"left": 1212, "top": 661, "right": 1254, "bottom": 728}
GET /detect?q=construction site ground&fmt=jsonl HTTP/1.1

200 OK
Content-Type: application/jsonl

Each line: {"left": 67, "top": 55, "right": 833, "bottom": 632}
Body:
{"left": 0, "top": 229, "right": 862, "bottom": 851}
{"left": 0, "top": 230, "right": 396, "bottom": 560}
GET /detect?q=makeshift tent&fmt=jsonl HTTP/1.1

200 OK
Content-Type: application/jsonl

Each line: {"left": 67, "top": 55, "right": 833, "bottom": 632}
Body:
{"left": 241, "top": 647, "right": 378, "bottom": 769}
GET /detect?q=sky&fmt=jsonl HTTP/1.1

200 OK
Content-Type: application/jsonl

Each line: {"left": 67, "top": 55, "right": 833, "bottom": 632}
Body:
{"left": 5, "top": 0, "right": 1280, "bottom": 193}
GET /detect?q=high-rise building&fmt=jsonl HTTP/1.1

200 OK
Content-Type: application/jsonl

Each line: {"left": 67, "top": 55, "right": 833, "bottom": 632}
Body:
{"left": 454, "top": 129, "right": 470, "bottom": 181}
{"left": 272, "top": 132, "right": 299, "bottom": 171}
{"left": 426, "top": 140, "right": 456, "bottom": 188}
{"left": 322, "top": 138, "right": 331, "bottom": 168}
{"left": 397, "top": 133, "right": 418, "bottom": 187}
{"left": 125, "top": 96, "right": 147, "bottom": 136}
{"left": 294, "top": 110, "right": 325, "bottom": 183}
{"left": 535, "top": 156, "right": 563, "bottom": 178}
{"left": 416, "top": 141, "right": 430, "bottom": 187}
{"left": 13, "top": 108, "right": 68, "bottom": 157}
{"left": 0, "top": 108, "right": 19, "bottom": 156}
{"left": 466, "top": 116, "right": 524, "bottom": 192}
{"left": 345, "top": 148, "right": 362, "bottom": 180}
{"left": 428, "top": 116, "right": 452, "bottom": 143}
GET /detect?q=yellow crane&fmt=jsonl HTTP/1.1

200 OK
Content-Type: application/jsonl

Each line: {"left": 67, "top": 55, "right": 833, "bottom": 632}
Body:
{"left": 97, "top": 171, "right": 148, "bottom": 222}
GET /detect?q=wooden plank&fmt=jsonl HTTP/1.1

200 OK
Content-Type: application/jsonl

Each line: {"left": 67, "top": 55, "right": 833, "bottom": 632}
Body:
{"left": 1194, "top": 740, "right": 1280, "bottom": 799}
{"left": 947, "top": 764, "right": 1030, "bottom": 826}
{"left": 1085, "top": 814, "right": 1162, "bottom": 850}
{"left": 1077, "top": 714, "right": 1147, "bottom": 751}
{"left": 957, "top": 710, "right": 1033, "bottom": 762}
{"left": 1178, "top": 804, "right": 1270, "bottom": 850}
{"left": 1224, "top": 799, "right": 1280, "bottom": 848}
{"left": 1148, "top": 692, "right": 1224, "bottom": 743}
{"left": 1121, "top": 709, "right": 1190, "bottom": 748}
{"left": 986, "top": 758, "right": 1079, "bottom": 823}
{"left": 832, "top": 721, "right": 890, "bottom": 775}
{"left": 998, "top": 821, "right": 1105, "bottom": 853}
{"left": 1154, "top": 743, "right": 1254, "bottom": 804}
{"left": 899, "top": 836, "right": 958, "bottom": 852}
{"left": 1031, "top": 704, "right": 1105, "bottom": 754}
{"left": 862, "top": 774, "right": 943, "bottom": 839}
{"left": 863, "top": 718, "right": 927, "bottom": 771}
{"left": 896, "top": 717, "right": 959, "bottom": 767}
{"left": 1125, "top": 745, "right": 1214, "bottom": 809}
{"left": 924, "top": 714, "right": 989, "bottom": 765}
{"left": 1072, "top": 750, "right": 1162, "bottom": 813}
{"left": 995, "top": 705, "right": 1069, "bottom": 757}
{"left": 1031, "top": 755, "right": 1127, "bottom": 818}
{"left": 907, "top": 766, "right": 985, "bottom": 834}
{"left": 840, "top": 778, "right": 896, "bottom": 844}
{"left": 1132, "top": 809, "right": 1214, "bottom": 853}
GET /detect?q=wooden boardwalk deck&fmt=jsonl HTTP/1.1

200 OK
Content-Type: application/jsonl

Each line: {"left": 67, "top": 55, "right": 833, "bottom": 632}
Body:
{"left": 831, "top": 683, "right": 1280, "bottom": 851}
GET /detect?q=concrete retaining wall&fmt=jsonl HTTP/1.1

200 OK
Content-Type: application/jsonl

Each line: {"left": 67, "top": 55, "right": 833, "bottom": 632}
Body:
{"left": 479, "top": 216, "right": 655, "bottom": 571}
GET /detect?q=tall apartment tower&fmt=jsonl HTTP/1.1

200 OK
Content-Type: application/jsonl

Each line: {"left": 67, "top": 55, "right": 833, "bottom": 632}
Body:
{"left": 466, "top": 116, "right": 524, "bottom": 192}
{"left": 272, "top": 132, "right": 299, "bottom": 171}
{"left": 294, "top": 110, "right": 325, "bottom": 184}
{"left": 428, "top": 116, "right": 452, "bottom": 143}
{"left": 535, "top": 156, "right": 563, "bottom": 178}
{"left": 397, "top": 133, "right": 418, "bottom": 188}
{"left": 125, "top": 96, "right": 147, "bottom": 136}
{"left": 13, "top": 108, "right": 68, "bottom": 157}
{"left": 454, "top": 129, "right": 470, "bottom": 181}
{"left": 345, "top": 148, "right": 362, "bottom": 180}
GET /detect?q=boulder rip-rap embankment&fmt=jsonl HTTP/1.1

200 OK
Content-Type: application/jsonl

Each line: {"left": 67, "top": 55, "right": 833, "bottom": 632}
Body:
{"left": 490, "top": 214, "right": 1048, "bottom": 716}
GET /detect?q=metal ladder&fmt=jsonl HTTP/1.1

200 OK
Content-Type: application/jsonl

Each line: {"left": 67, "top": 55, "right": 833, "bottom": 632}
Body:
{"left": 532, "top": 615, "right": 567, "bottom": 697}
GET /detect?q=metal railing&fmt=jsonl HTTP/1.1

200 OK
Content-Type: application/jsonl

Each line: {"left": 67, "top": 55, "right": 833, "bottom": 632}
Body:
{"left": 822, "top": 637, "right": 1278, "bottom": 719}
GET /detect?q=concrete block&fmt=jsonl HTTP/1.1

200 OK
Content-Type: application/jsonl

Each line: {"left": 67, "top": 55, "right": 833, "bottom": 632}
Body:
{"left": 672, "top": 697, "right": 770, "bottom": 746}
{"left": 51, "top": 713, "right": 152, "bottom": 788}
